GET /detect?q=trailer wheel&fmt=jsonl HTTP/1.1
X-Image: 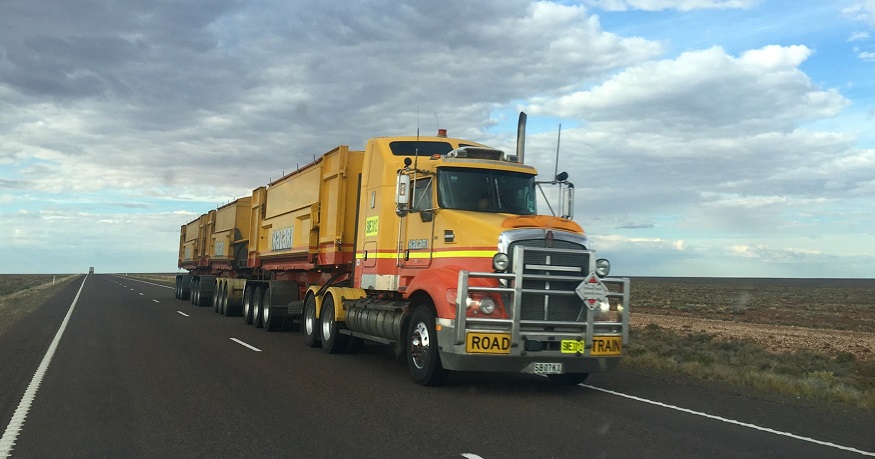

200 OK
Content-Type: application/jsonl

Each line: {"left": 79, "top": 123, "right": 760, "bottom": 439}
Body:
{"left": 213, "top": 281, "right": 221, "bottom": 313}
{"left": 252, "top": 285, "right": 263, "bottom": 328}
{"left": 221, "top": 283, "right": 232, "bottom": 317}
{"left": 303, "top": 293, "right": 320, "bottom": 347}
{"left": 242, "top": 285, "right": 254, "bottom": 324}
{"left": 407, "top": 305, "right": 446, "bottom": 386}
{"left": 262, "top": 286, "right": 282, "bottom": 332}
{"left": 547, "top": 373, "right": 589, "bottom": 385}
{"left": 191, "top": 278, "right": 199, "bottom": 305}
{"left": 320, "top": 295, "right": 349, "bottom": 354}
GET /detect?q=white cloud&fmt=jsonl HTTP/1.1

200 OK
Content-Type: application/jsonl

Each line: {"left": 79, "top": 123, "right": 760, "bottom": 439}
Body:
{"left": 848, "top": 31, "right": 871, "bottom": 41}
{"left": 843, "top": 1, "right": 875, "bottom": 25}
{"left": 583, "top": 0, "right": 758, "bottom": 12}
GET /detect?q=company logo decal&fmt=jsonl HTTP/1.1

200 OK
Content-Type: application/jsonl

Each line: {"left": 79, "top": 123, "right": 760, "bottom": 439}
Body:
{"left": 271, "top": 226, "right": 293, "bottom": 251}
{"left": 365, "top": 216, "right": 379, "bottom": 237}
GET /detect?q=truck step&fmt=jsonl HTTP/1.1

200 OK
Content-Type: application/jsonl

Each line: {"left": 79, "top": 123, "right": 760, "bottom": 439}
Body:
{"left": 340, "top": 329, "right": 396, "bottom": 346}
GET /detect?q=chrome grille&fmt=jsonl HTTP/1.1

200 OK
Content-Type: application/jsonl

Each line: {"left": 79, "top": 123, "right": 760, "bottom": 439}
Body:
{"left": 509, "top": 241, "right": 589, "bottom": 322}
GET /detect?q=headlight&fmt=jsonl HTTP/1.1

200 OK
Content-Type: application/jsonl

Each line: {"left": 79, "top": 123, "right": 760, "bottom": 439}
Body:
{"left": 479, "top": 297, "right": 496, "bottom": 315}
{"left": 465, "top": 295, "right": 497, "bottom": 315}
{"left": 595, "top": 258, "right": 611, "bottom": 277}
{"left": 492, "top": 253, "right": 509, "bottom": 272}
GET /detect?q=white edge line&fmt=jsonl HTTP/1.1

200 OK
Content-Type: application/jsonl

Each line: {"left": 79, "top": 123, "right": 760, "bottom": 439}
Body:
{"left": 581, "top": 384, "right": 875, "bottom": 457}
{"left": 230, "top": 338, "right": 262, "bottom": 352}
{"left": 176, "top": 311, "right": 189, "bottom": 317}
{"left": 0, "top": 276, "right": 87, "bottom": 458}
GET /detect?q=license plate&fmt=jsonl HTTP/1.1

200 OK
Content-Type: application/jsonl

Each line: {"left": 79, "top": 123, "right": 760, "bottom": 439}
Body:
{"left": 591, "top": 336, "right": 622, "bottom": 356}
{"left": 533, "top": 362, "right": 563, "bottom": 375}
{"left": 465, "top": 332, "right": 511, "bottom": 354}
{"left": 561, "top": 340, "right": 584, "bottom": 354}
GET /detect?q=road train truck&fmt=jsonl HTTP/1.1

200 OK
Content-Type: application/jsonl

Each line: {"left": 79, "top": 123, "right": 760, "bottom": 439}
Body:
{"left": 176, "top": 114, "right": 629, "bottom": 386}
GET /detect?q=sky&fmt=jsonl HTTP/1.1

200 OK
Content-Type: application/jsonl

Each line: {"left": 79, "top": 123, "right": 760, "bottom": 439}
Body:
{"left": 1, "top": 0, "right": 873, "bottom": 278}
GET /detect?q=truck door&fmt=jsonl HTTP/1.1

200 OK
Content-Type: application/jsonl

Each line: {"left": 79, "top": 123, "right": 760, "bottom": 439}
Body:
{"left": 400, "top": 176, "right": 435, "bottom": 269}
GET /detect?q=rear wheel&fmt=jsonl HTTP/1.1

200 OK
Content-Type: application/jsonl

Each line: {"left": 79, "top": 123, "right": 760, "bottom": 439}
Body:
{"left": 407, "top": 305, "right": 446, "bottom": 386}
{"left": 213, "top": 281, "right": 221, "bottom": 312}
{"left": 191, "top": 279, "right": 199, "bottom": 305}
{"left": 242, "top": 285, "right": 254, "bottom": 325}
{"left": 320, "top": 295, "right": 349, "bottom": 353}
{"left": 221, "top": 283, "right": 232, "bottom": 317}
{"left": 547, "top": 373, "right": 589, "bottom": 385}
{"left": 252, "top": 285, "right": 263, "bottom": 328}
{"left": 262, "top": 286, "right": 282, "bottom": 331}
{"left": 303, "top": 293, "right": 319, "bottom": 347}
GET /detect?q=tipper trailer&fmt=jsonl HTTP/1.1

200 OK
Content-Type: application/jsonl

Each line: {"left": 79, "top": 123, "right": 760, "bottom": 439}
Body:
{"left": 176, "top": 114, "right": 629, "bottom": 385}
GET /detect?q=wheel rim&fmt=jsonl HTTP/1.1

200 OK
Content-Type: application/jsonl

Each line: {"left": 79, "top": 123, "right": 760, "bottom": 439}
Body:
{"left": 322, "top": 306, "right": 333, "bottom": 341}
{"left": 252, "top": 289, "right": 261, "bottom": 324}
{"left": 305, "top": 300, "right": 315, "bottom": 336}
{"left": 243, "top": 288, "right": 251, "bottom": 320}
{"left": 410, "top": 321, "right": 430, "bottom": 369}
{"left": 263, "top": 289, "right": 271, "bottom": 324}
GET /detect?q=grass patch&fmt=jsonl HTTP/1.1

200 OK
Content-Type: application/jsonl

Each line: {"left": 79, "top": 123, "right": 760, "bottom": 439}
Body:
{"left": 626, "top": 325, "right": 875, "bottom": 409}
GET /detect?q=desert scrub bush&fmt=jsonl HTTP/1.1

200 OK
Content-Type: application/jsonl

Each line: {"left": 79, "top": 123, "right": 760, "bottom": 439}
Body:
{"left": 625, "top": 326, "right": 875, "bottom": 409}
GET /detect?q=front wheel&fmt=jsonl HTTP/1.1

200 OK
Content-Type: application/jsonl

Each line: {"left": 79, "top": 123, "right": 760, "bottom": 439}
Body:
{"left": 320, "top": 295, "right": 349, "bottom": 353}
{"left": 407, "top": 306, "right": 446, "bottom": 386}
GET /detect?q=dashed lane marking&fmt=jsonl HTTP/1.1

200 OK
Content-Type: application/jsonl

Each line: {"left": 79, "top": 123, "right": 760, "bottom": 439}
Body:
{"left": 152, "top": 300, "right": 160, "bottom": 303}
{"left": 581, "top": 384, "right": 875, "bottom": 457}
{"left": 230, "top": 338, "right": 262, "bottom": 352}
{"left": 176, "top": 311, "right": 189, "bottom": 317}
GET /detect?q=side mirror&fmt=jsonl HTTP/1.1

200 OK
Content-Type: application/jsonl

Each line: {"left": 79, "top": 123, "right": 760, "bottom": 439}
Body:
{"left": 560, "top": 183, "right": 574, "bottom": 219}
{"left": 395, "top": 173, "right": 410, "bottom": 217}
{"left": 420, "top": 210, "right": 433, "bottom": 222}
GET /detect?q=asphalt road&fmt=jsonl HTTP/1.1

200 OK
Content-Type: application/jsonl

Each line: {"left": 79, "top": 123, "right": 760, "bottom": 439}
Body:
{"left": 1, "top": 274, "right": 873, "bottom": 458}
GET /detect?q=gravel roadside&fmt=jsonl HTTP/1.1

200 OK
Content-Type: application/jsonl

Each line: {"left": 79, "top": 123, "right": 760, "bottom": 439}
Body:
{"left": 632, "top": 312, "right": 875, "bottom": 362}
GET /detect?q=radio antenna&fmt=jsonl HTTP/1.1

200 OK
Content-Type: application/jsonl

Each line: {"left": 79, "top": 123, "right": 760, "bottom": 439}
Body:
{"left": 554, "top": 123, "right": 562, "bottom": 179}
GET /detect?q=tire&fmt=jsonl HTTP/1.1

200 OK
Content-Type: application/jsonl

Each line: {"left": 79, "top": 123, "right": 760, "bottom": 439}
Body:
{"left": 213, "top": 281, "right": 221, "bottom": 313}
{"left": 320, "top": 295, "right": 349, "bottom": 354}
{"left": 174, "top": 278, "right": 180, "bottom": 299}
{"left": 407, "top": 305, "right": 446, "bottom": 386}
{"left": 262, "top": 286, "right": 282, "bottom": 332}
{"left": 191, "top": 279, "right": 199, "bottom": 305}
{"left": 242, "top": 285, "right": 254, "bottom": 325}
{"left": 252, "top": 285, "right": 263, "bottom": 328}
{"left": 547, "top": 373, "right": 589, "bottom": 385}
{"left": 221, "top": 283, "right": 232, "bottom": 317}
{"left": 216, "top": 282, "right": 228, "bottom": 316}
{"left": 303, "top": 293, "right": 320, "bottom": 348}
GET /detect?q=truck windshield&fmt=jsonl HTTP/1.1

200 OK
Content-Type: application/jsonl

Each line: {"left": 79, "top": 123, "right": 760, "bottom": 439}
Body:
{"left": 437, "top": 167, "right": 536, "bottom": 215}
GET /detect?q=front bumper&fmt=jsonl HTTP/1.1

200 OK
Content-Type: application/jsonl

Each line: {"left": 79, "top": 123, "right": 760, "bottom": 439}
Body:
{"left": 438, "top": 245, "right": 630, "bottom": 375}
